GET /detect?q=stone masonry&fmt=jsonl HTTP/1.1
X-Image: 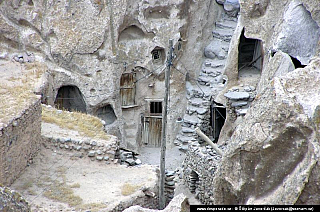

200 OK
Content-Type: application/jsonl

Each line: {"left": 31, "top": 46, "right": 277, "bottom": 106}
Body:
{"left": 182, "top": 143, "right": 222, "bottom": 205}
{"left": 0, "top": 185, "right": 30, "bottom": 212}
{"left": 174, "top": 3, "right": 238, "bottom": 151}
{"left": 0, "top": 98, "right": 42, "bottom": 186}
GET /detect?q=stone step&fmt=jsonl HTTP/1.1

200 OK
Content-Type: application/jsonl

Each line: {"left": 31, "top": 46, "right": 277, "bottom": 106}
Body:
{"left": 177, "top": 134, "right": 195, "bottom": 144}
{"left": 212, "top": 28, "right": 234, "bottom": 42}
{"left": 188, "top": 97, "right": 210, "bottom": 107}
{"left": 221, "top": 15, "right": 238, "bottom": 23}
{"left": 216, "top": 19, "right": 237, "bottom": 30}
{"left": 231, "top": 101, "right": 248, "bottom": 107}
{"left": 201, "top": 65, "right": 223, "bottom": 76}
{"left": 235, "top": 108, "right": 248, "bottom": 115}
{"left": 189, "top": 84, "right": 212, "bottom": 98}
{"left": 203, "top": 58, "right": 226, "bottom": 69}
{"left": 224, "top": 91, "right": 250, "bottom": 100}
{"left": 198, "top": 76, "right": 211, "bottom": 83}
{"left": 183, "top": 114, "right": 199, "bottom": 125}
{"left": 187, "top": 104, "right": 209, "bottom": 115}
{"left": 179, "top": 145, "right": 189, "bottom": 152}
{"left": 204, "top": 39, "right": 228, "bottom": 60}
{"left": 181, "top": 127, "right": 195, "bottom": 134}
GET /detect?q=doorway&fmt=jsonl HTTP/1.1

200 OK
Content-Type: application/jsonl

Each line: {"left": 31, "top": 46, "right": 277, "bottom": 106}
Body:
{"left": 54, "top": 85, "right": 86, "bottom": 113}
{"left": 142, "top": 100, "right": 163, "bottom": 147}
{"left": 211, "top": 103, "right": 226, "bottom": 142}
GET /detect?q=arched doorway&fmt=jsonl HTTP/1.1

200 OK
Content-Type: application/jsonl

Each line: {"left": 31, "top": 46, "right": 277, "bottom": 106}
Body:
{"left": 54, "top": 85, "right": 86, "bottom": 113}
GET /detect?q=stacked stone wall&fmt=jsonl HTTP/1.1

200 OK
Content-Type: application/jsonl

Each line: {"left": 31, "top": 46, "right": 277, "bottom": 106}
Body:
{"left": 43, "top": 136, "right": 119, "bottom": 162}
{"left": 182, "top": 143, "right": 221, "bottom": 205}
{"left": 0, "top": 98, "right": 42, "bottom": 186}
{"left": 0, "top": 185, "right": 30, "bottom": 212}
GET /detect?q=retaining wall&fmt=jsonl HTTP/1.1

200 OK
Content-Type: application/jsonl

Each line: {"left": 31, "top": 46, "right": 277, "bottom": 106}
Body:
{"left": 0, "top": 98, "right": 42, "bottom": 186}
{"left": 182, "top": 142, "right": 221, "bottom": 204}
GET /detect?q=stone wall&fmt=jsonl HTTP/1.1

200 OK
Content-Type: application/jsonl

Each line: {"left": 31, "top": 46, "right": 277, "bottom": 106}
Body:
{"left": 0, "top": 185, "right": 30, "bottom": 212}
{"left": 43, "top": 135, "right": 119, "bottom": 162}
{"left": 0, "top": 98, "right": 42, "bottom": 186}
{"left": 182, "top": 143, "right": 221, "bottom": 205}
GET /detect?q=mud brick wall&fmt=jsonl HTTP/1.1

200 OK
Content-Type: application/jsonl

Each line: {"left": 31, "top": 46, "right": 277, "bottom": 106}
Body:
{"left": 0, "top": 98, "right": 42, "bottom": 186}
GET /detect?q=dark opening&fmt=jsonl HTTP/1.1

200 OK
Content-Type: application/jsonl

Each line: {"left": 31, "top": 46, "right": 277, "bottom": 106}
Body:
{"left": 290, "top": 56, "right": 306, "bottom": 69}
{"left": 150, "top": 101, "right": 162, "bottom": 115}
{"left": 238, "top": 29, "right": 263, "bottom": 73}
{"left": 28, "top": 0, "right": 34, "bottom": 6}
{"left": 54, "top": 85, "right": 86, "bottom": 113}
{"left": 151, "top": 47, "right": 165, "bottom": 65}
{"left": 96, "top": 104, "right": 117, "bottom": 125}
{"left": 189, "top": 170, "right": 200, "bottom": 193}
{"left": 210, "top": 102, "right": 226, "bottom": 142}
{"left": 152, "top": 50, "right": 160, "bottom": 60}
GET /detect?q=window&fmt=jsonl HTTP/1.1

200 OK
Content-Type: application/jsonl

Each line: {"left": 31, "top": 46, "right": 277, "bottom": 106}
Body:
{"left": 151, "top": 47, "right": 165, "bottom": 65}
{"left": 152, "top": 50, "right": 161, "bottom": 60}
{"left": 150, "top": 101, "right": 162, "bottom": 115}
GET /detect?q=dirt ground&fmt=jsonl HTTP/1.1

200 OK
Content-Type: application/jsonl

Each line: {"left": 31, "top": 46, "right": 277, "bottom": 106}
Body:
{"left": 139, "top": 146, "right": 186, "bottom": 171}
{"left": 11, "top": 147, "right": 158, "bottom": 212}
{"left": 139, "top": 146, "right": 201, "bottom": 205}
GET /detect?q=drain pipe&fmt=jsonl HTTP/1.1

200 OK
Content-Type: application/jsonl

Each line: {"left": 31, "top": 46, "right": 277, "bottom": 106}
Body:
{"left": 195, "top": 127, "right": 224, "bottom": 156}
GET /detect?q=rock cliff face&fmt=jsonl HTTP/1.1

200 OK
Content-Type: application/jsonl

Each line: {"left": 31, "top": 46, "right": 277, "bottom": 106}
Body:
{"left": 0, "top": 0, "right": 221, "bottom": 150}
{"left": 213, "top": 0, "right": 320, "bottom": 205}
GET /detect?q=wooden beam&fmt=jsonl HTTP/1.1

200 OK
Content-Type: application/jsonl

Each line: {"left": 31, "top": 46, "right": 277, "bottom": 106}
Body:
{"left": 195, "top": 127, "right": 224, "bottom": 156}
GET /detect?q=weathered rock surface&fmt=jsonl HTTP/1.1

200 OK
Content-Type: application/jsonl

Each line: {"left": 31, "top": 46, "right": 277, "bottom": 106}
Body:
{"left": 213, "top": 59, "right": 320, "bottom": 204}
{"left": 273, "top": 0, "right": 320, "bottom": 65}
{"left": 257, "top": 51, "right": 295, "bottom": 93}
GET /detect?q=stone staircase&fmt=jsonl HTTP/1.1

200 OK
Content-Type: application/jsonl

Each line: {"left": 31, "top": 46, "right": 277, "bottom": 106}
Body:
{"left": 174, "top": 14, "right": 238, "bottom": 151}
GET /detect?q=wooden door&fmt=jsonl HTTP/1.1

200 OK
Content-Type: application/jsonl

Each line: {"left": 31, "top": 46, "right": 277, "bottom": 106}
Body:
{"left": 143, "top": 116, "right": 162, "bottom": 147}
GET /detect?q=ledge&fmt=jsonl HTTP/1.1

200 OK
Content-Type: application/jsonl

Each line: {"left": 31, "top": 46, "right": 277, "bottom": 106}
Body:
{"left": 121, "top": 105, "right": 139, "bottom": 109}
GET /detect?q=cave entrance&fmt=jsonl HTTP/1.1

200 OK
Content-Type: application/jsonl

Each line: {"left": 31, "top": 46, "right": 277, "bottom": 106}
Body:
{"left": 210, "top": 102, "right": 226, "bottom": 142}
{"left": 54, "top": 85, "right": 86, "bottom": 113}
{"left": 95, "top": 104, "right": 117, "bottom": 125}
{"left": 238, "top": 29, "right": 263, "bottom": 79}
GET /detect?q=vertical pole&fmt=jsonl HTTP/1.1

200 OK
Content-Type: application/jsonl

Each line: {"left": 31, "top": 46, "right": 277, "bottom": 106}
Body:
{"left": 159, "top": 39, "right": 173, "bottom": 209}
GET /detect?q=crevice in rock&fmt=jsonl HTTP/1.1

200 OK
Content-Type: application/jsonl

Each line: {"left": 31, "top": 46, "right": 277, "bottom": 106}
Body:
{"left": 289, "top": 55, "right": 306, "bottom": 69}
